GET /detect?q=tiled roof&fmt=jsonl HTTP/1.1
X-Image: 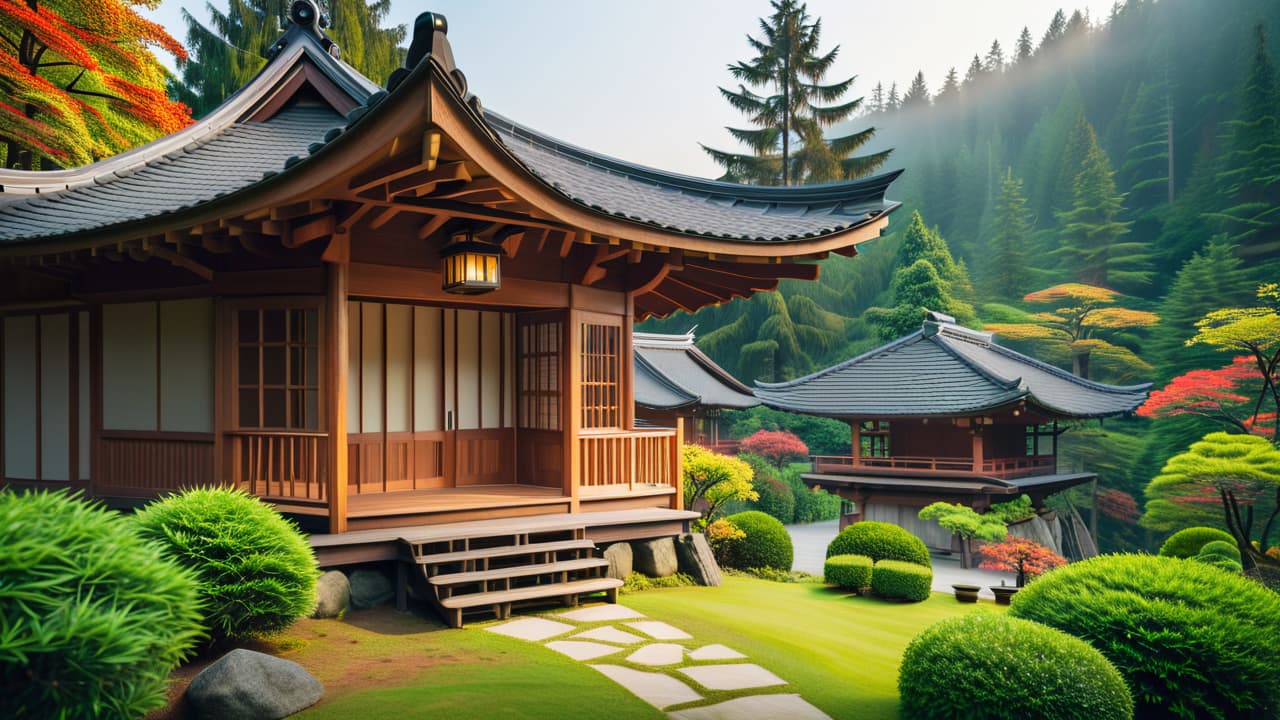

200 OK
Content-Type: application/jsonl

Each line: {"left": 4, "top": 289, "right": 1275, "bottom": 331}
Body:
{"left": 633, "top": 331, "right": 759, "bottom": 411}
{"left": 755, "top": 317, "right": 1150, "bottom": 419}
{"left": 487, "top": 113, "right": 901, "bottom": 243}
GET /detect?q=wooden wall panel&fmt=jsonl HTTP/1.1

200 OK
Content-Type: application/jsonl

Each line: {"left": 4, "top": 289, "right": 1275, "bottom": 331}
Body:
{"left": 102, "top": 303, "right": 157, "bottom": 431}
{"left": 4, "top": 316, "right": 36, "bottom": 479}
{"left": 96, "top": 432, "right": 215, "bottom": 496}
{"left": 39, "top": 314, "right": 70, "bottom": 481}
{"left": 454, "top": 428, "right": 513, "bottom": 486}
{"left": 159, "top": 299, "right": 214, "bottom": 433}
{"left": 517, "top": 429, "right": 563, "bottom": 488}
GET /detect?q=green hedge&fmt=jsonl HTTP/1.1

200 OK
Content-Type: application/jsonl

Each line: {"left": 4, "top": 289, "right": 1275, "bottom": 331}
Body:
{"left": 754, "top": 475, "right": 796, "bottom": 525}
{"left": 1157, "top": 526, "right": 1235, "bottom": 559}
{"left": 722, "top": 510, "right": 794, "bottom": 571}
{"left": 827, "top": 521, "right": 931, "bottom": 568}
{"left": 135, "top": 487, "right": 320, "bottom": 641}
{"left": 1196, "top": 540, "right": 1241, "bottom": 562}
{"left": 1010, "top": 554, "right": 1280, "bottom": 718}
{"left": 0, "top": 490, "right": 204, "bottom": 718}
{"left": 899, "top": 613, "right": 1133, "bottom": 720}
{"left": 870, "top": 559, "right": 932, "bottom": 602}
{"left": 824, "top": 554, "right": 873, "bottom": 590}
{"left": 783, "top": 466, "right": 841, "bottom": 523}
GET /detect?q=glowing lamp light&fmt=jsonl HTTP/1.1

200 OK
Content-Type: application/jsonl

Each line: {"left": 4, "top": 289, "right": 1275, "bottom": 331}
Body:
{"left": 440, "top": 233, "right": 501, "bottom": 294}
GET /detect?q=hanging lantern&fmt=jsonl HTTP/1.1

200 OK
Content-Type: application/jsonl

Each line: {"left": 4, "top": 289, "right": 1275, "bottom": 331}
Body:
{"left": 440, "top": 232, "right": 501, "bottom": 294}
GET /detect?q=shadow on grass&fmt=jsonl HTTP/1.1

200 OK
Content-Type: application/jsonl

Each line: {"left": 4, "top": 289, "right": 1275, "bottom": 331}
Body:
{"left": 341, "top": 602, "right": 452, "bottom": 635}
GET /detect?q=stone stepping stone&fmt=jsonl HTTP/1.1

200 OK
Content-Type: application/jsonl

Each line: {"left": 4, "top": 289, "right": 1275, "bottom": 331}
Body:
{"left": 545, "top": 640, "right": 624, "bottom": 661}
{"left": 571, "top": 626, "right": 647, "bottom": 644}
{"left": 687, "top": 644, "right": 746, "bottom": 661}
{"left": 485, "top": 617, "right": 574, "bottom": 641}
{"left": 623, "top": 620, "right": 692, "bottom": 640}
{"left": 626, "top": 642, "right": 684, "bottom": 666}
{"left": 590, "top": 664, "right": 702, "bottom": 709}
{"left": 678, "top": 663, "right": 786, "bottom": 691}
{"left": 555, "top": 604, "right": 645, "bottom": 623}
{"left": 667, "top": 693, "right": 831, "bottom": 720}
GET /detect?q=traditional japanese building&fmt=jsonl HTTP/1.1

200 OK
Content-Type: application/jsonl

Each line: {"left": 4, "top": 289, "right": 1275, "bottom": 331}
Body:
{"left": 0, "top": 5, "right": 901, "bottom": 618}
{"left": 754, "top": 313, "right": 1149, "bottom": 551}
{"left": 633, "top": 330, "right": 759, "bottom": 454}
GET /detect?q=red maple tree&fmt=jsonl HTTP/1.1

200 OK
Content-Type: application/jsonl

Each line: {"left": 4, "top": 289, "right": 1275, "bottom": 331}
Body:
{"left": 1138, "top": 356, "right": 1275, "bottom": 438}
{"left": 1095, "top": 487, "right": 1140, "bottom": 523}
{"left": 978, "top": 535, "right": 1067, "bottom": 587}
{"left": 0, "top": 0, "right": 190, "bottom": 168}
{"left": 739, "top": 429, "right": 809, "bottom": 467}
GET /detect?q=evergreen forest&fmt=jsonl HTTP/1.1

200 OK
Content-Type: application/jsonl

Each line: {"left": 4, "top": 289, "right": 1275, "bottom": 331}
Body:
{"left": 640, "top": 0, "right": 1280, "bottom": 552}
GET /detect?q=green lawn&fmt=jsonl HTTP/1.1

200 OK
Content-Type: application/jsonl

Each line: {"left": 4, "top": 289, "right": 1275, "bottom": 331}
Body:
{"left": 624, "top": 577, "right": 1004, "bottom": 720}
{"left": 174, "top": 578, "right": 997, "bottom": 719}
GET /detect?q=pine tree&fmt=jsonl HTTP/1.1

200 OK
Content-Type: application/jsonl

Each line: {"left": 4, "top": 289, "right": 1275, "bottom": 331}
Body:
{"left": 885, "top": 81, "right": 900, "bottom": 111}
{"left": 963, "top": 54, "right": 984, "bottom": 89}
{"left": 1041, "top": 9, "right": 1067, "bottom": 52}
{"left": 1064, "top": 10, "right": 1089, "bottom": 38}
{"left": 936, "top": 67, "right": 960, "bottom": 104}
{"left": 1015, "top": 26, "right": 1035, "bottom": 64}
{"left": 702, "top": 0, "right": 888, "bottom": 185}
{"left": 1210, "top": 24, "right": 1280, "bottom": 262}
{"left": 0, "top": 0, "right": 190, "bottom": 168}
{"left": 1055, "top": 122, "right": 1151, "bottom": 291}
{"left": 984, "top": 39, "right": 1005, "bottom": 74}
{"left": 1149, "top": 238, "right": 1252, "bottom": 382}
{"left": 866, "top": 259, "right": 958, "bottom": 340}
{"left": 901, "top": 70, "right": 929, "bottom": 109}
{"left": 325, "top": 0, "right": 405, "bottom": 86}
{"left": 986, "top": 168, "right": 1034, "bottom": 299}
{"left": 1120, "top": 81, "right": 1172, "bottom": 210}
{"left": 869, "top": 81, "right": 884, "bottom": 113}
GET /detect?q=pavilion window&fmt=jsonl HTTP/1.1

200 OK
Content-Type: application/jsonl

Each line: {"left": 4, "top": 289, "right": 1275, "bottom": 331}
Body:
{"left": 235, "top": 307, "right": 320, "bottom": 430}
{"left": 860, "top": 420, "right": 890, "bottom": 458}
{"left": 518, "top": 317, "right": 561, "bottom": 431}
{"left": 580, "top": 322, "right": 621, "bottom": 429}
{"left": 1025, "top": 423, "right": 1056, "bottom": 456}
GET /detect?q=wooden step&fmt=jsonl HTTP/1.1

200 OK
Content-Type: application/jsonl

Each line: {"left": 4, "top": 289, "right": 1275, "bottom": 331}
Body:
{"left": 429, "top": 558, "right": 609, "bottom": 586}
{"left": 439, "top": 577, "right": 623, "bottom": 610}
{"left": 415, "top": 538, "right": 596, "bottom": 565}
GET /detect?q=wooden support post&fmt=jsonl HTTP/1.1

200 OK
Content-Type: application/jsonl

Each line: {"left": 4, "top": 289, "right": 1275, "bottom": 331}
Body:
{"left": 564, "top": 309, "right": 581, "bottom": 513}
{"left": 326, "top": 262, "right": 350, "bottom": 533}
{"left": 850, "top": 419, "right": 861, "bottom": 465}
{"left": 971, "top": 431, "right": 984, "bottom": 474}
{"left": 673, "top": 416, "right": 685, "bottom": 511}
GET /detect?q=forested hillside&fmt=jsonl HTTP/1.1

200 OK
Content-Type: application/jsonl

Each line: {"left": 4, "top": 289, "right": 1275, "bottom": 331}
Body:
{"left": 640, "top": 0, "right": 1280, "bottom": 551}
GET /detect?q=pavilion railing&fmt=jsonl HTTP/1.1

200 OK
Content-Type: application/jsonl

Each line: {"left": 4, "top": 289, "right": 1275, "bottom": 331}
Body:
{"left": 811, "top": 454, "right": 1056, "bottom": 479}
{"left": 230, "top": 430, "right": 328, "bottom": 502}
{"left": 579, "top": 428, "right": 679, "bottom": 496}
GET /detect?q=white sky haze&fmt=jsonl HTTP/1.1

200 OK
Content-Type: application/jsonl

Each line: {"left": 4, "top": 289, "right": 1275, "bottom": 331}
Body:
{"left": 145, "top": 1, "right": 1116, "bottom": 178}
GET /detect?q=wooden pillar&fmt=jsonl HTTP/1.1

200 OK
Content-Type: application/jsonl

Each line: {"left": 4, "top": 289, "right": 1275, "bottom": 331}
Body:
{"left": 621, "top": 292, "right": 635, "bottom": 431}
{"left": 325, "top": 262, "right": 350, "bottom": 533}
{"left": 88, "top": 305, "right": 103, "bottom": 497}
{"left": 850, "top": 419, "right": 861, "bottom": 463}
{"left": 564, "top": 309, "right": 581, "bottom": 512}
{"left": 673, "top": 416, "right": 684, "bottom": 511}
{"left": 971, "top": 430, "right": 984, "bottom": 474}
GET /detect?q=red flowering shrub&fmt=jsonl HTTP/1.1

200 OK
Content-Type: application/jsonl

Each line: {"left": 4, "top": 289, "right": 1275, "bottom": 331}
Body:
{"left": 739, "top": 430, "right": 809, "bottom": 467}
{"left": 978, "top": 536, "right": 1066, "bottom": 586}
{"left": 1095, "top": 488, "right": 1140, "bottom": 523}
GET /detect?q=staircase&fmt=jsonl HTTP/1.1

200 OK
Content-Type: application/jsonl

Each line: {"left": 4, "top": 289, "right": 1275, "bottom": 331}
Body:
{"left": 401, "top": 526, "right": 623, "bottom": 628}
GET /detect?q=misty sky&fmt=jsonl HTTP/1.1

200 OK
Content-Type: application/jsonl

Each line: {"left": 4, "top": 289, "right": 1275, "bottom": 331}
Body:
{"left": 145, "top": 1, "right": 1116, "bottom": 178}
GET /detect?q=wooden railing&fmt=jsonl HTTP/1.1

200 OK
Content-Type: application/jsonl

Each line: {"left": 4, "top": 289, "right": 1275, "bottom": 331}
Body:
{"left": 230, "top": 431, "right": 328, "bottom": 502}
{"left": 579, "top": 429, "right": 679, "bottom": 494}
{"left": 95, "top": 431, "right": 215, "bottom": 496}
{"left": 811, "top": 454, "right": 1056, "bottom": 480}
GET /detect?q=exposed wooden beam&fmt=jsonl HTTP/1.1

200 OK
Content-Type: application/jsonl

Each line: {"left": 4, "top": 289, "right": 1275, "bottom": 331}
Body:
{"left": 415, "top": 213, "right": 452, "bottom": 241}
{"left": 628, "top": 258, "right": 672, "bottom": 295}
{"left": 387, "top": 161, "right": 471, "bottom": 197}
{"left": 335, "top": 204, "right": 375, "bottom": 235}
{"left": 151, "top": 246, "right": 215, "bottom": 282}
{"left": 388, "top": 196, "right": 571, "bottom": 232}
{"left": 286, "top": 214, "right": 336, "bottom": 248}
{"left": 367, "top": 207, "right": 400, "bottom": 230}
{"left": 200, "top": 234, "right": 233, "bottom": 254}
{"left": 424, "top": 130, "right": 442, "bottom": 172}
{"left": 526, "top": 227, "right": 548, "bottom": 254}
{"left": 269, "top": 199, "right": 332, "bottom": 221}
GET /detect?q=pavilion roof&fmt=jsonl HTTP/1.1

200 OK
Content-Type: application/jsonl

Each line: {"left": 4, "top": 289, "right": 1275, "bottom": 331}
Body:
{"left": 633, "top": 331, "right": 759, "bottom": 411}
{"left": 754, "top": 313, "right": 1150, "bottom": 419}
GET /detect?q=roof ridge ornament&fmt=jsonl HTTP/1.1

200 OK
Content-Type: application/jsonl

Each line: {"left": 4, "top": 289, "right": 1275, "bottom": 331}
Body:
{"left": 269, "top": 0, "right": 342, "bottom": 61}
{"left": 388, "top": 11, "right": 474, "bottom": 111}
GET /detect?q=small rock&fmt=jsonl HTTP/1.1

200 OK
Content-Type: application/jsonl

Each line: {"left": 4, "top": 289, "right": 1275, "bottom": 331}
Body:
{"left": 603, "top": 542, "right": 633, "bottom": 580}
{"left": 632, "top": 537, "right": 679, "bottom": 578}
{"left": 348, "top": 567, "right": 394, "bottom": 609}
{"left": 186, "top": 648, "right": 322, "bottom": 720}
{"left": 675, "top": 533, "right": 722, "bottom": 587}
{"left": 311, "top": 570, "right": 350, "bottom": 618}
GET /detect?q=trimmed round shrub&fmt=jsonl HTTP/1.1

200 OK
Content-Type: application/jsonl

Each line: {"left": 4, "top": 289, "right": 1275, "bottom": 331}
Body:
{"left": 722, "top": 510, "right": 794, "bottom": 570}
{"left": 1157, "top": 526, "right": 1235, "bottom": 558}
{"left": 1196, "top": 539, "right": 1241, "bottom": 562}
{"left": 1010, "top": 554, "right": 1280, "bottom": 718}
{"left": 134, "top": 487, "right": 320, "bottom": 641}
{"left": 899, "top": 613, "right": 1133, "bottom": 720}
{"left": 870, "top": 559, "right": 932, "bottom": 602}
{"left": 752, "top": 475, "right": 796, "bottom": 525}
{"left": 0, "top": 490, "right": 204, "bottom": 718}
{"left": 826, "top": 521, "right": 931, "bottom": 568}
{"left": 824, "top": 554, "right": 872, "bottom": 590}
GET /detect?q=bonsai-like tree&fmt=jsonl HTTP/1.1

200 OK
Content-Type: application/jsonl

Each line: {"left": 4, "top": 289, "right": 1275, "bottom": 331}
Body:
{"left": 682, "top": 444, "right": 756, "bottom": 524}
{"left": 739, "top": 429, "right": 809, "bottom": 467}
{"left": 978, "top": 536, "right": 1067, "bottom": 587}
{"left": 701, "top": 0, "right": 889, "bottom": 185}
{"left": 918, "top": 502, "right": 1007, "bottom": 569}
{"left": 1139, "top": 356, "right": 1275, "bottom": 438}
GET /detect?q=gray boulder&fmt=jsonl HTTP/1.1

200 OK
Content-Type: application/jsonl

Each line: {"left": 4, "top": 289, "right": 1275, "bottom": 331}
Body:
{"left": 632, "top": 537, "right": 678, "bottom": 578}
{"left": 602, "top": 542, "right": 633, "bottom": 580}
{"left": 348, "top": 566, "right": 394, "bottom": 609}
{"left": 675, "top": 533, "right": 722, "bottom": 587}
{"left": 186, "top": 648, "right": 322, "bottom": 720}
{"left": 311, "top": 570, "right": 351, "bottom": 618}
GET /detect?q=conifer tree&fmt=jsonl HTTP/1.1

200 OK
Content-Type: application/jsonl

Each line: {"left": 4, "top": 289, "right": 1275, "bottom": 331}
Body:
{"left": 0, "top": 0, "right": 190, "bottom": 168}
{"left": 1055, "top": 122, "right": 1151, "bottom": 291}
{"left": 1064, "top": 10, "right": 1089, "bottom": 38}
{"left": 703, "top": 0, "right": 888, "bottom": 185}
{"left": 325, "top": 0, "right": 405, "bottom": 85}
{"left": 963, "top": 54, "right": 984, "bottom": 88}
{"left": 886, "top": 81, "right": 900, "bottom": 111}
{"left": 1120, "top": 81, "right": 1172, "bottom": 209}
{"left": 869, "top": 81, "right": 884, "bottom": 113}
{"left": 936, "top": 67, "right": 960, "bottom": 104}
{"left": 1210, "top": 24, "right": 1280, "bottom": 262}
{"left": 1040, "top": 9, "right": 1067, "bottom": 52}
{"left": 901, "top": 71, "right": 929, "bottom": 109}
{"left": 1015, "top": 26, "right": 1035, "bottom": 64}
{"left": 984, "top": 39, "right": 1005, "bottom": 74}
{"left": 986, "top": 168, "right": 1034, "bottom": 299}
{"left": 1150, "top": 238, "right": 1252, "bottom": 381}
{"left": 867, "top": 211, "right": 975, "bottom": 339}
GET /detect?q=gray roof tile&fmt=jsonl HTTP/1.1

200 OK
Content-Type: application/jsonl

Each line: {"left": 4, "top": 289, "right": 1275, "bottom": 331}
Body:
{"left": 633, "top": 332, "right": 759, "bottom": 411}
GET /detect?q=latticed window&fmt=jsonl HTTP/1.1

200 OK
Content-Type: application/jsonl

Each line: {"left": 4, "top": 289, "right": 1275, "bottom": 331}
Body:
{"left": 1025, "top": 423, "right": 1056, "bottom": 456}
{"left": 518, "top": 317, "right": 561, "bottom": 431}
{"left": 580, "top": 322, "right": 621, "bottom": 429}
{"left": 860, "top": 419, "right": 891, "bottom": 457}
{"left": 236, "top": 307, "right": 319, "bottom": 430}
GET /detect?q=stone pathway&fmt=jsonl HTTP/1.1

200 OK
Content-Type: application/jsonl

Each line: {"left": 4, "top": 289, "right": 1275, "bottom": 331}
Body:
{"left": 486, "top": 603, "right": 830, "bottom": 719}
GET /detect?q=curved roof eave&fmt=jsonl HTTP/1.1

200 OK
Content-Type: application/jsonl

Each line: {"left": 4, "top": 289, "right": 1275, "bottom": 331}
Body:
{"left": 752, "top": 389, "right": 1030, "bottom": 419}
